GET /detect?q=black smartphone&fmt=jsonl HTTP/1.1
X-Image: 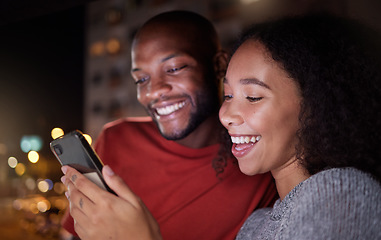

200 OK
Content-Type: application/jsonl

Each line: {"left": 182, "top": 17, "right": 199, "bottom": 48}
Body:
{"left": 50, "top": 130, "right": 115, "bottom": 194}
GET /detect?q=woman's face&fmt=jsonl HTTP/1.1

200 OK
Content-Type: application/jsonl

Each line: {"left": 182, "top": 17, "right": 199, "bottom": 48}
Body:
{"left": 219, "top": 40, "right": 302, "bottom": 176}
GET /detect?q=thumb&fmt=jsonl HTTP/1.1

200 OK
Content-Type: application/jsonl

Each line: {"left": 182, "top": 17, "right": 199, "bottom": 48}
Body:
{"left": 102, "top": 165, "right": 140, "bottom": 205}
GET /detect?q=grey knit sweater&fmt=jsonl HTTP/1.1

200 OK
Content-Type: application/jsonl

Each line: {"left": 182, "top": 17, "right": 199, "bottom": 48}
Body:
{"left": 236, "top": 168, "right": 381, "bottom": 240}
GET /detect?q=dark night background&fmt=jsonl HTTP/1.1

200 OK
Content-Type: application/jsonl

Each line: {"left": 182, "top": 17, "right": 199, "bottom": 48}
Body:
{"left": 0, "top": 1, "right": 94, "bottom": 160}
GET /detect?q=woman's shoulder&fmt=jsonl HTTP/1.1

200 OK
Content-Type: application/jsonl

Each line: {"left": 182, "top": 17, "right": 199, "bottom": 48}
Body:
{"left": 285, "top": 167, "right": 381, "bottom": 239}
{"left": 236, "top": 208, "right": 273, "bottom": 240}
{"left": 297, "top": 167, "right": 381, "bottom": 208}
{"left": 302, "top": 167, "right": 380, "bottom": 195}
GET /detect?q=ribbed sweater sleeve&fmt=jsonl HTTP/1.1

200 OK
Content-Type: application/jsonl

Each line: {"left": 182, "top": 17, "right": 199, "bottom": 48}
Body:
{"left": 236, "top": 168, "right": 381, "bottom": 240}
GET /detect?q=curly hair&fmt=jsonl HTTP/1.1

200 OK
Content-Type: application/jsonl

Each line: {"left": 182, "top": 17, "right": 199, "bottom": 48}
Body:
{"left": 233, "top": 13, "right": 381, "bottom": 181}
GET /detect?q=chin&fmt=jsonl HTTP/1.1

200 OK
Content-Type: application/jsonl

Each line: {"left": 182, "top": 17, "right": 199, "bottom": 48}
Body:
{"left": 237, "top": 162, "right": 263, "bottom": 176}
{"left": 159, "top": 127, "right": 188, "bottom": 140}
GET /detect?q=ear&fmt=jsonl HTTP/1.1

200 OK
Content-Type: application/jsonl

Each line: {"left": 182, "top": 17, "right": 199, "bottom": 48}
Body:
{"left": 213, "top": 50, "right": 229, "bottom": 104}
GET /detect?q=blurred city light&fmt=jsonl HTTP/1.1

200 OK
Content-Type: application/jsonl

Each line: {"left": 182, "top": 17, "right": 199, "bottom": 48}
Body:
{"left": 83, "top": 133, "right": 92, "bottom": 145}
{"left": 53, "top": 197, "right": 68, "bottom": 210}
{"left": 45, "top": 179, "right": 54, "bottom": 190}
{"left": 15, "top": 163, "right": 26, "bottom": 176}
{"left": 53, "top": 182, "right": 66, "bottom": 194}
{"left": 37, "top": 180, "right": 50, "bottom": 193}
{"left": 28, "top": 150, "right": 39, "bottom": 163}
{"left": 37, "top": 200, "right": 51, "bottom": 212}
{"left": 20, "top": 135, "right": 43, "bottom": 152}
{"left": 8, "top": 156, "right": 18, "bottom": 168}
{"left": 51, "top": 127, "right": 64, "bottom": 139}
{"left": 25, "top": 177, "right": 37, "bottom": 191}
{"left": 106, "top": 38, "right": 121, "bottom": 54}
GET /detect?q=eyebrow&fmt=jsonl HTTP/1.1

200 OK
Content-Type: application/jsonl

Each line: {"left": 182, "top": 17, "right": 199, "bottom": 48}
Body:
{"left": 223, "top": 77, "right": 271, "bottom": 90}
{"left": 131, "top": 53, "right": 182, "bottom": 73}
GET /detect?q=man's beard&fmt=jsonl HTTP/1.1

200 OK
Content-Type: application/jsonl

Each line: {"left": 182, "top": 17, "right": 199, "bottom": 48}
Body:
{"left": 152, "top": 88, "right": 218, "bottom": 141}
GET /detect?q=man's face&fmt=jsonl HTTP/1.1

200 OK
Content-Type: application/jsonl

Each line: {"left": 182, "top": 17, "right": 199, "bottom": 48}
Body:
{"left": 131, "top": 28, "right": 217, "bottom": 140}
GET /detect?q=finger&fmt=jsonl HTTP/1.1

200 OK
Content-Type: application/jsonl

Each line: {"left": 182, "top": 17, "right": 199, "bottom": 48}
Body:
{"left": 73, "top": 218, "right": 87, "bottom": 240}
{"left": 62, "top": 166, "right": 109, "bottom": 202}
{"left": 65, "top": 181, "right": 98, "bottom": 239}
{"left": 102, "top": 165, "right": 141, "bottom": 207}
{"left": 67, "top": 180, "right": 96, "bottom": 215}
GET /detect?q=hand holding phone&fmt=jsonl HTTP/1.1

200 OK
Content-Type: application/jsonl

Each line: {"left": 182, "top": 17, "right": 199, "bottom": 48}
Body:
{"left": 50, "top": 130, "right": 115, "bottom": 194}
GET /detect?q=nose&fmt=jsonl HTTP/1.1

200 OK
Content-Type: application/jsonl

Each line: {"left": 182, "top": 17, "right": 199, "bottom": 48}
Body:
{"left": 146, "top": 76, "right": 172, "bottom": 99}
{"left": 219, "top": 102, "right": 243, "bottom": 128}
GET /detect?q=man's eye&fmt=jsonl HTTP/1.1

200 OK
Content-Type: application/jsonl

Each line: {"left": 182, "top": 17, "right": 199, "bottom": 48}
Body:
{"left": 246, "top": 96, "right": 263, "bottom": 102}
{"left": 223, "top": 94, "right": 233, "bottom": 101}
{"left": 135, "top": 76, "right": 149, "bottom": 85}
{"left": 167, "top": 65, "right": 187, "bottom": 73}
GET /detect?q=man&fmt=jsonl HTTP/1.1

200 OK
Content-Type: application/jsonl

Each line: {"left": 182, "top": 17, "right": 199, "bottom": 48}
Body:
{"left": 61, "top": 10, "right": 277, "bottom": 240}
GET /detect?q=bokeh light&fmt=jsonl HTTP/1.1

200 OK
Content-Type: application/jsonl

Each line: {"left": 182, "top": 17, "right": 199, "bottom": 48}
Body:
{"left": 37, "top": 200, "right": 51, "bottom": 212}
{"left": 28, "top": 151, "right": 39, "bottom": 163}
{"left": 8, "top": 156, "right": 18, "bottom": 168}
{"left": 51, "top": 127, "right": 64, "bottom": 139}
{"left": 83, "top": 133, "right": 92, "bottom": 145}
{"left": 53, "top": 198, "right": 68, "bottom": 211}
{"left": 53, "top": 182, "right": 66, "bottom": 194}
{"left": 25, "top": 177, "right": 37, "bottom": 191}
{"left": 37, "top": 180, "right": 50, "bottom": 193}
{"left": 45, "top": 179, "right": 54, "bottom": 191}
{"left": 106, "top": 38, "right": 121, "bottom": 54}
{"left": 30, "top": 203, "right": 39, "bottom": 214}
{"left": 20, "top": 135, "right": 43, "bottom": 152}
{"left": 15, "top": 163, "right": 26, "bottom": 176}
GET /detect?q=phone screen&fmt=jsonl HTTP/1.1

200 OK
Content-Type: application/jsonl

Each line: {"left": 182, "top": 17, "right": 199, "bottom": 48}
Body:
{"left": 50, "top": 130, "right": 115, "bottom": 194}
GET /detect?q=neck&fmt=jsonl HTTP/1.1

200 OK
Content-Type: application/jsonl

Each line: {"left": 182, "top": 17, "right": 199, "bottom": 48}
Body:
{"left": 175, "top": 115, "right": 221, "bottom": 148}
{"left": 271, "top": 160, "right": 310, "bottom": 200}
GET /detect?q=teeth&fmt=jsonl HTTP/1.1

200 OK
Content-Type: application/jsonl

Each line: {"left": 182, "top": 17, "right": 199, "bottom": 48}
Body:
{"left": 231, "top": 136, "right": 261, "bottom": 144}
{"left": 156, "top": 101, "right": 185, "bottom": 115}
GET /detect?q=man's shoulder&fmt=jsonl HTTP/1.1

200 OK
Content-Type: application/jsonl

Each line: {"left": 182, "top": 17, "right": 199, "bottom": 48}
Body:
{"left": 103, "top": 116, "right": 154, "bottom": 131}
{"left": 97, "top": 116, "right": 159, "bottom": 141}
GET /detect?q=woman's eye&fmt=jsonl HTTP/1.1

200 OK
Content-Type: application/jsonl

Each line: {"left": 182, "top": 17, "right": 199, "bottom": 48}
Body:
{"left": 223, "top": 94, "right": 233, "bottom": 101}
{"left": 135, "top": 76, "right": 149, "bottom": 85}
{"left": 167, "top": 65, "right": 187, "bottom": 73}
{"left": 246, "top": 96, "right": 263, "bottom": 102}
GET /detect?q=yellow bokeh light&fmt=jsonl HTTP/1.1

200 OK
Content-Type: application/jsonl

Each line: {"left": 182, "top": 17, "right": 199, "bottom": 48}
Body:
{"left": 51, "top": 128, "right": 64, "bottom": 139}
{"left": 28, "top": 151, "right": 39, "bottom": 163}
{"left": 29, "top": 203, "right": 39, "bottom": 214}
{"left": 37, "top": 200, "right": 51, "bottom": 212}
{"left": 15, "top": 163, "right": 26, "bottom": 176}
{"left": 8, "top": 156, "right": 18, "bottom": 168}
{"left": 83, "top": 134, "right": 92, "bottom": 145}
{"left": 106, "top": 38, "right": 121, "bottom": 54}
{"left": 53, "top": 182, "right": 66, "bottom": 194}
{"left": 53, "top": 198, "right": 68, "bottom": 210}
{"left": 37, "top": 180, "right": 49, "bottom": 193}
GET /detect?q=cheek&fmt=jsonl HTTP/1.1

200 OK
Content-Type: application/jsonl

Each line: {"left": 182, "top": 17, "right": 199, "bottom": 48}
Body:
{"left": 136, "top": 87, "right": 147, "bottom": 104}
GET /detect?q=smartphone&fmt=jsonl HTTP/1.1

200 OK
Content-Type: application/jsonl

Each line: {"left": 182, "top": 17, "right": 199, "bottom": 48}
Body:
{"left": 50, "top": 130, "right": 115, "bottom": 194}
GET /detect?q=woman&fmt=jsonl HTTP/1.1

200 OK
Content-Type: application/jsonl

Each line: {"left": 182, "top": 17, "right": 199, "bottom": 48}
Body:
{"left": 219, "top": 14, "right": 381, "bottom": 239}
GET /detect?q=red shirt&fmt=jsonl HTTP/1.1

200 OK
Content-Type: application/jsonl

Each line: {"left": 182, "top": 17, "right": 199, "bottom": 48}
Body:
{"left": 62, "top": 117, "right": 277, "bottom": 239}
